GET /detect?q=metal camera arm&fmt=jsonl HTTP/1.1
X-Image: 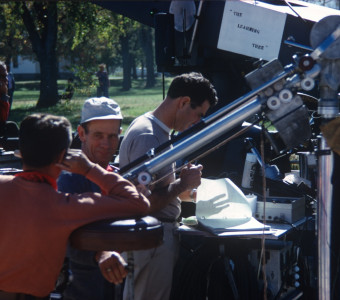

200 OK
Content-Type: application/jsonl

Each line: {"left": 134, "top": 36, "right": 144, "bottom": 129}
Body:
{"left": 122, "top": 17, "right": 340, "bottom": 188}
{"left": 122, "top": 63, "right": 312, "bottom": 185}
{"left": 121, "top": 18, "right": 340, "bottom": 300}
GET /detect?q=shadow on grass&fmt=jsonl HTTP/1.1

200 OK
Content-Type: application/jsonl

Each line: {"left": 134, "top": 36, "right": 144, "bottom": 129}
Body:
{"left": 9, "top": 101, "right": 83, "bottom": 129}
{"left": 9, "top": 107, "right": 38, "bottom": 125}
{"left": 15, "top": 81, "right": 40, "bottom": 91}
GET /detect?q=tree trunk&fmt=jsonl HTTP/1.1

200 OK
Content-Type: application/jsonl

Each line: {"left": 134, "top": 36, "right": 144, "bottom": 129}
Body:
{"left": 132, "top": 56, "right": 137, "bottom": 80}
{"left": 141, "top": 60, "right": 145, "bottom": 79}
{"left": 38, "top": 53, "right": 59, "bottom": 108}
{"left": 140, "top": 25, "right": 155, "bottom": 88}
{"left": 120, "top": 35, "right": 131, "bottom": 91}
{"left": 20, "top": 2, "right": 59, "bottom": 108}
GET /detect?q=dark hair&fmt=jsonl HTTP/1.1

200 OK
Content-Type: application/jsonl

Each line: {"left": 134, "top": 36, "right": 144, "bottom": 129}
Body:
{"left": 80, "top": 119, "right": 122, "bottom": 135}
{"left": 167, "top": 72, "right": 218, "bottom": 108}
{"left": 19, "top": 114, "right": 72, "bottom": 167}
{"left": 80, "top": 122, "right": 89, "bottom": 134}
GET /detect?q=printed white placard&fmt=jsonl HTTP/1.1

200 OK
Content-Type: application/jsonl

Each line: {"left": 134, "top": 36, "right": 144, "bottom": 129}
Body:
{"left": 218, "top": 0, "right": 287, "bottom": 61}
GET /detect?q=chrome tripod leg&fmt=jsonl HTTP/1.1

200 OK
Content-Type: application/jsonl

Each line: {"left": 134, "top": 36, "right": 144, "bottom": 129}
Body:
{"left": 317, "top": 136, "right": 333, "bottom": 300}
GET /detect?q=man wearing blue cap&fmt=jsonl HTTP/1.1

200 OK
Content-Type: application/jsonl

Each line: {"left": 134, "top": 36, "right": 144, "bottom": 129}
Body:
{"left": 58, "top": 97, "right": 124, "bottom": 300}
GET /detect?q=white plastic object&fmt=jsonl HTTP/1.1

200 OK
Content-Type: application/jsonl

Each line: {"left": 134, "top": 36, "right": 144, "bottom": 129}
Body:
{"left": 241, "top": 153, "right": 257, "bottom": 189}
{"left": 279, "top": 89, "right": 293, "bottom": 103}
{"left": 137, "top": 171, "right": 152, "bottom": 185}
{"left": 267, "top": 96, "right": 281, "bottom": 110}
{"left": 245, "top": 194, "right": 257, "bottom": 216}
{"left": 301, "top": 77, "right": 315, "bottom": 91}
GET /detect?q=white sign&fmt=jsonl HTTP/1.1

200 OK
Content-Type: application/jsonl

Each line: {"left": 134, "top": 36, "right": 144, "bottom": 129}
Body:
{"left": 218, "top": 0, "right": 287, "bottom": 61}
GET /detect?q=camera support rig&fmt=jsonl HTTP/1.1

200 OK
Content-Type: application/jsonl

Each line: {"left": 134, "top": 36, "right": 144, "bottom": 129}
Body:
{"left": 121, "top": 15, "right": 340, "bottom": 300}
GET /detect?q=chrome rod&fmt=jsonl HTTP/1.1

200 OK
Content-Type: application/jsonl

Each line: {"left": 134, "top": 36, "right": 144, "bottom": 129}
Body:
{"left": 188, "top": 0, "right": 204, "bottom": 55}
{"left": 123, "top": 98, "right": 262, "bottom": 184}
{"left": 317, "top": 136, "right": 333, "bottom": 300}
{"left": 120, "top": 61, "right": 298, "bottom": 175}
{"left": 283, "top": 39, "right": 313, "bottom": 52}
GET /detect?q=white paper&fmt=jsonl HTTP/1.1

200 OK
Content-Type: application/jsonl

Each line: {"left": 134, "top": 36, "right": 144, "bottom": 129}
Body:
{"left": 217, "top": 0, "right": 287, "bottom": 61}
{"left": 196, "top": 178, "right": 270, "bottom": 234}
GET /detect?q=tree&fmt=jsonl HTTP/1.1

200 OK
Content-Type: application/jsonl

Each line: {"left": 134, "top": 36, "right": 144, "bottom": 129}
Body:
{"left": 19, "top": 2, "right": 59, "bottom": 108}
{"left": 57, "top": 2, "right": 120, "bottom": 95}
{"left": 0, "top": 1, "right": 122, "bottom": 107}
{"left": 114, "top": 14, "right": 135, "bottom": 91}
{"left": 17, "top": 1, "right": 121, "bottom": 106}
{"left": 0, "top": 1, "right": 156, "bottom": 104}
{"left": 112, "top": 13, "right": 144, "bottom": 91}
{"left": 139, "top": 24, "right": 155, "bottom": 88}
{"left": 120, "top": 33, "right": 132, "bottom": 91}
{"left": 0, "top": 3, "right": 33, "bottom": 68}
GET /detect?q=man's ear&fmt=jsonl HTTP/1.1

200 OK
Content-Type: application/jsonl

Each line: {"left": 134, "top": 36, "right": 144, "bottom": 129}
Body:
{"left": 178, "top": 96, "right": 191, "bottom": 109}
{"left": 56, "top": 149, "right": 67, "bottom": 163}
{"left": 78, "top": 125, "right": 86, "bottom": 142}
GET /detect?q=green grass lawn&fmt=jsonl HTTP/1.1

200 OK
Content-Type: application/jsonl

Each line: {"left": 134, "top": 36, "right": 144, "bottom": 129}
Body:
{"left": 9, "top": 76, "right": 173, "bottom": 133}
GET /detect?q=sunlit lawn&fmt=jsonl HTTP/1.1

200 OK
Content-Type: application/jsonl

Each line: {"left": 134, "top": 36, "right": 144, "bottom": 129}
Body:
{"left": 9, "top": 76, "right": 172, "bottom": 133}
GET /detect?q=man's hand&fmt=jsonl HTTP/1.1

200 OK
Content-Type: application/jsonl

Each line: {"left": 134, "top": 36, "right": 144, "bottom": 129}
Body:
{"left": 97, "top": 251, "right": 128, "bottom": 284}
{"left": 179, "top": 163, "right": 203, "bottom": 191}
{"left": 136, "top": 184, "right": 152, "bottom": 197}
{"left": 146, "top": 163, "right": 203, "bottom": 213}
{"left": 56, "top": 149, "right": 95, "bottom": 176}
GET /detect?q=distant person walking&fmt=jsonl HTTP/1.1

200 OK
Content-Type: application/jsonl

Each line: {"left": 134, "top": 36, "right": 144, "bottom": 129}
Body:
{"left": 6, "top": 64, "right": 15, "bottom": 109}
{"left": 96, "top": 63, "right": 109, "bottom": 97}
{"left": 0, "top": 61, "right": 18, "bottom": 138}
{"left": 59, "top": 77, "right": 75, "bottom": 102}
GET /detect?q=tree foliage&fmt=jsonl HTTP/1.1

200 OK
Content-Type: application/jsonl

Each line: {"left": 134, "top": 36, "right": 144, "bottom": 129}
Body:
{"left": 0, "top": 1, "right": 156, "bottom": 107}
{"left": 57, "top": 2, "right": 121, "bottom": 93}
{"left": 0, "top": 3, "right": 31, "bottom": 65}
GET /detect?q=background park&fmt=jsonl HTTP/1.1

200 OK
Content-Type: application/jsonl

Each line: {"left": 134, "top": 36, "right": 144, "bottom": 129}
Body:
{"left": 0, "top": 2, "right": 172, "bottom": 132}
{"left": 10, "top": 76, "right": 172, "bottom": 133}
